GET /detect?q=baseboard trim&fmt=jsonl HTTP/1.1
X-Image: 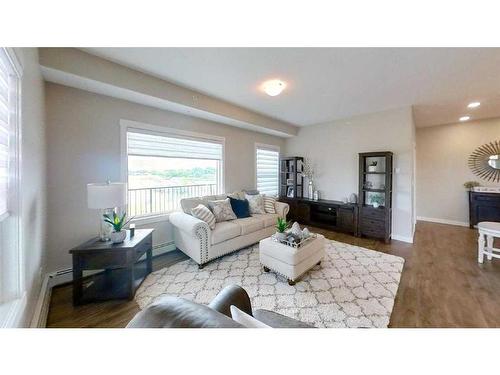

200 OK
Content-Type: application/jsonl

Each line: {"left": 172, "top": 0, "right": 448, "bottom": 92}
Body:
{"left": 392, "top": 234, "right": 414, "bottom": 243}
{"left": 30, "top": 240, "right": 176, "bottom": 328}
{"left": 417, "top": 216, "right": 469, "bottom": 228}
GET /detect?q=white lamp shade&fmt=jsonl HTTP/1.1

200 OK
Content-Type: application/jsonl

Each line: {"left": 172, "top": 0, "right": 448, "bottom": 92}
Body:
{"left": 87, "top": 182, "right": 127, "bottom": 209}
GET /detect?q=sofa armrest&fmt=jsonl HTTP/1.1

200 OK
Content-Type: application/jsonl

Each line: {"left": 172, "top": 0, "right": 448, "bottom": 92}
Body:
{"left": 169, "top": 211, "right": 210, "bottom": 237}
{"left": 275, "top": 201, "right": 289, "bottom": 219}
{"left": 208, "top": 285, "right": 253, "bottom": 318}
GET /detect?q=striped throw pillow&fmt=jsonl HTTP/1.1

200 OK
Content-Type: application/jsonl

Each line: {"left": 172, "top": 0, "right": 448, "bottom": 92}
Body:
{"left": 263, "top": 196, "right": 276, "bottom": 214}
{"left": 191, "top": 204, "right": 216, "bottom": 230}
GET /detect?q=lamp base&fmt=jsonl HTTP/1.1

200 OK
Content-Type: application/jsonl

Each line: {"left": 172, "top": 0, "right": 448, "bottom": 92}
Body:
{"left": 99, "top": 208, "right": 114, "bottom": 241}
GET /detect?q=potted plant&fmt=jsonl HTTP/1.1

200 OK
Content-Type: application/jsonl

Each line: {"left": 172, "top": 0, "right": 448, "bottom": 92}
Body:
{"left": 368, "top": 161, "right": 378, "bottom": 172}
{"left": 463, "top": 181, "right": 480, "bottom": 191}
{"left": 275, "top": 217, "right": 290, "bottom": 242}
{"left": 369, "top": 194, "right": 385, "bottom": 208}
{"left": 103, "top": 212, "right": 133, "bottom": 243}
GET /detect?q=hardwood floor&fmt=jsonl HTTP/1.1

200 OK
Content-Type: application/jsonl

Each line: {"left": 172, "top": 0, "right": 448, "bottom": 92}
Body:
{"left": 46, "top": 221, "right": 500, "bottom": 328}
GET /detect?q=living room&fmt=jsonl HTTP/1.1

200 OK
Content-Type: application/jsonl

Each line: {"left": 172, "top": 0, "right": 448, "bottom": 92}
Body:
{"left": 2, "top": 1, "right": 500, "bottom": 373}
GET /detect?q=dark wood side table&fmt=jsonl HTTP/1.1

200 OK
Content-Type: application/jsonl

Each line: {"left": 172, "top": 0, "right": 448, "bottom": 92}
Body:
{"left": 70, "top": 229, "right": 154, "bottom": 306}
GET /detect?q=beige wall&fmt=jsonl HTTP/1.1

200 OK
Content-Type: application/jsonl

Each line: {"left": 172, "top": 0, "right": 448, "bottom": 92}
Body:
{"left": 285, "top": 107, "right": 416, "bottom": 242}
{"left": 416, "top": 118, "right": 500, "bottom": 225}
{"left": 13, "top": 48, "right": 47, "bottom": 326}
{"left": 45, "top": 83, "right": 286, "bottom": 272}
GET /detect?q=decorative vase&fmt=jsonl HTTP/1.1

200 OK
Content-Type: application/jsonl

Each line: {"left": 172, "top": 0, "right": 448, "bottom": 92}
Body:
{"left": 302, "top": 228, "right": 311, "bottom": 238}
{"left": 368, "top": 165, "right": 377, "bottom": 172}
{"left": 275, "top": 232, "right": 287, "bottom": 242}
{"left": 110, "top": 230, "right": 127, "bottom": 244}
{"left": 308, "top": 181, "right": 314, "bottom": 199}
{"left": 291, "top": 222, "right": 302, "bottom": 238}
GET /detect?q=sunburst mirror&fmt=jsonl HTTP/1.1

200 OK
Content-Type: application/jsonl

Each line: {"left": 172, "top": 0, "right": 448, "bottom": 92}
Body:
{"left": 468, "top": 140, "right": 500, "bottom": 182}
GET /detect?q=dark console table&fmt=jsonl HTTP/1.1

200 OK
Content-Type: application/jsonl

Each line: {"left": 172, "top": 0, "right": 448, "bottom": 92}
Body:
{"left": 469, "top": 191, "right": 500, "bottom": 228}
{"left": 70, "top": 228, "right": 153, "bottom": 305}
{"left": 279, "top": 197, "right": 359, "bottom": 236}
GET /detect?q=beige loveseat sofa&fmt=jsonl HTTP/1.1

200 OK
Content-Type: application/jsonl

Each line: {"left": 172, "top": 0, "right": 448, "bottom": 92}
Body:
{"left": 169, "top": 192, "right": 289, "bottom": 268}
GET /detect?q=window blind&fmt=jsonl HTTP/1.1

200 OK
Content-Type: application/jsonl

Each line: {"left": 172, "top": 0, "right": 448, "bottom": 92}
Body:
{"left": 0, "top": 54, "right": 10, "bottom": 218}
{"left": 256, "top": 147, "right": 279, "bottom": 197}
{"left": 127, "top": 130, "right": 223, "bottom": 160}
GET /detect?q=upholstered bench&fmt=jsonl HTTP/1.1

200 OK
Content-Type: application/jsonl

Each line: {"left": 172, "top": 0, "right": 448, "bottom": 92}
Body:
{"left": 259, "top": 234, "right": 326, "bottom": 285}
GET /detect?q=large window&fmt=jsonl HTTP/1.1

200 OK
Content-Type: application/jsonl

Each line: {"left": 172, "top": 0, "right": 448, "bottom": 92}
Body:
{"left": 124, "top": 124, "right": 224, "bottom": 218}
{"left": 256, "top": 144, "right": 280, "bottom": 197}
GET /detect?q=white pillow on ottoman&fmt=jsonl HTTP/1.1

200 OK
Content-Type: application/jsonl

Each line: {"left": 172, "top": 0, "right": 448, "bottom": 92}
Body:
{"left": 245, "top": 194, "right": 266, "bottom": 214}
{"left": 191, "top": 204, "right": 216, "bottom": 229}
{"left": 230, "top": 305, "right": 271, "bottom": 328}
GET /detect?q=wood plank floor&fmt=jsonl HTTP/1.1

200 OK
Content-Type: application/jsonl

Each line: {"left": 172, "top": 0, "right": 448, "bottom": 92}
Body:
{"left": 46, "top": 221, "right": 500, "bottom": 328}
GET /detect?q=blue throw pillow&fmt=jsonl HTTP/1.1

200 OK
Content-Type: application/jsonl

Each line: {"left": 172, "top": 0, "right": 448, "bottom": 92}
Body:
{"left": 229, "top": 197, "right": 251, "bottom": 218}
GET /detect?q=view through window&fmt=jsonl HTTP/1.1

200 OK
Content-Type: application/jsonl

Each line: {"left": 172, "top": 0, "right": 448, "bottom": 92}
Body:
{"left": 127, "top": 130, "right": 223, "bottom": 217}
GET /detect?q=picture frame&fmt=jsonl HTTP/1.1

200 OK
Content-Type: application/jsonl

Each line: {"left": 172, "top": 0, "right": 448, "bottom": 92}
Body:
{"left": 287, "top": 186, "right": 294, "bottom": 198}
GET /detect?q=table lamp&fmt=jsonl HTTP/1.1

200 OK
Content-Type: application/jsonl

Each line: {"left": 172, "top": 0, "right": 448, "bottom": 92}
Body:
{"left": 87, "top": 181, "right": 127, "bottom": 241}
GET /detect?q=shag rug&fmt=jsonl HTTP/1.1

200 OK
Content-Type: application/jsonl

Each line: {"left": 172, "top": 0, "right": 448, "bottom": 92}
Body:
{"left": 135, "top": 240, "right": 404, "bottom": 328}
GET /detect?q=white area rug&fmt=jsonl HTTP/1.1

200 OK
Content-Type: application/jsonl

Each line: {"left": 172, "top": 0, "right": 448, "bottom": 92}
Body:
{"left": 135, "top": 240, "right": 404, "bottom": 328}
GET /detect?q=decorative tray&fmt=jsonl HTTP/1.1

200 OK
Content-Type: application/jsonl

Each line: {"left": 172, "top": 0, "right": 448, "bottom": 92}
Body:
{"left": 271, "top": 232, "right": 317, "bottom": 248}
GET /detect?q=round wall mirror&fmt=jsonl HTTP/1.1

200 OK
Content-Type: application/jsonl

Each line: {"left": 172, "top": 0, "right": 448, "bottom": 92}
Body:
{"left": 468, "top": 140, "right": 500, "bottom": 182}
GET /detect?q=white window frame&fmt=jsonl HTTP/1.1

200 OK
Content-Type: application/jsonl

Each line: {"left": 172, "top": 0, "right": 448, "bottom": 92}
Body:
{"left": 0, "top": 48, "right": 25, "bottom": 328}
{"left": 255, "top": 142, "right": 280, "bottom": 197}
{"left": 120, "top": 119, "right": 225, "bottom": 224}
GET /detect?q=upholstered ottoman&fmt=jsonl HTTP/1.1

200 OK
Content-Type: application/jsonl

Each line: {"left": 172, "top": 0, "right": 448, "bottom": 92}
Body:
{"left": 259, "top": 234, "right": 325, "bottom": 285}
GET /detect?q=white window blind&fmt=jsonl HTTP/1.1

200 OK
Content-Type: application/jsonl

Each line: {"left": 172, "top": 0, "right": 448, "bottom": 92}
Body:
{"left": 0, "top": 53, "right": 10, "bottom": 219}
{"left": 127, "top": 130, "right": 223, "bottom": 160}
{"left": 256, "top": 146, "right": 279, "bottom": 197}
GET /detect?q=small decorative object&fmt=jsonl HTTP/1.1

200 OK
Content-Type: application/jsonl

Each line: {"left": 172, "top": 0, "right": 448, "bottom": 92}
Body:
{"left": 87, "top": 181, "right": 127, "bottom": 241}
{"left": 302, "top": 227, "right": 311, "bottom": 238}
{"left": 301, "top": 159, "right": 315, "bottom": 199}
{"left": 368, "top": 161, "right": 378, "bottom": 172}
{"left": 313, "top": 190, "right": 319, "bottom": 201}
{"left": 463, "top": 181, "right": 481, "bottom": 191}
{"left": 291, "top": 221, "right": 302, "bottom": 237}
{"left": 286, "top": 178, "right": 294, "bottom": 185}
{"left": 129, "top": 223, "right": 136, "bottom": 237}
{"left": 364, "top": 181, "right": 373, "bottom": 189}
{"left": 275, "top": 217, "right": 289, "bottom": 241}
{"left": 369, "top": 194, "right": 385, "bottom": 208}
{"left": 468, "top": 140, "right": 500, "bottom": 182}
{"left": 342, "top": 197, "right": 348, "bottom": 204}
{"left": 287, "top": 186, "right": 294, "bottom": 198}
{"left": 349, "top": 193, "right": 358, "bottom": 203}
{"left": 103, "top": 211, "right": 133, "bottom": 244}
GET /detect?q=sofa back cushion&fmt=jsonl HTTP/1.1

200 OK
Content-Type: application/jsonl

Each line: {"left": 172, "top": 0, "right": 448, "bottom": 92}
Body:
{"left": 228, "top": 197, "right": 251, "bottom": 218}
{"left": 180, "top": 194, "right": 227, "bottom": 214}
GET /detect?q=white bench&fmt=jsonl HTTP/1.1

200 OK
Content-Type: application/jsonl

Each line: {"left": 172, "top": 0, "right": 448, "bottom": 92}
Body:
{"left": 478, "top": 221, "right": 500, "bottom": 264}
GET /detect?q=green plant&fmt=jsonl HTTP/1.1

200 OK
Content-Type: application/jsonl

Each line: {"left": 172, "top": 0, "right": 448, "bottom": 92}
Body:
{"left": 463, "top": 181, "right": 480, "bottom": 190}
{"left": 103, "top": 212, "right": 133, "bottom": 232}
{"left": 369, "top": 194, "right": 385, "bottom": 206}
{"left": 275, "top": 217, "right": 290, "bottom": 233}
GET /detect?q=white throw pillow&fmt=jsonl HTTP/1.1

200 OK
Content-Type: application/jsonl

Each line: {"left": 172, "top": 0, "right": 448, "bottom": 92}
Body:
{"left": 245, "top": 194, "right": 265, "bottom": 215}
{"left": 208, "top": 198, "right": 237, "bottom": 222}
{"left": 263, "top": 195, "right": 276, "bottom": 214}
{"left": 230, "top": 305, "right": 271, "bottom": 328}
{"left": 191, "top": 204, "right": 216, "bottom": 230}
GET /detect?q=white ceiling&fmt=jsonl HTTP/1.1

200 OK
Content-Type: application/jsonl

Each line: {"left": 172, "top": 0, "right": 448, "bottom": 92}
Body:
{"left": 83, "top": 48, "right": 500, "bottom": 127}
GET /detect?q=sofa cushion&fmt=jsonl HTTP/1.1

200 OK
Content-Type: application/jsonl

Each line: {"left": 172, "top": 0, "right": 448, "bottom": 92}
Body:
{"left": 233, "top": 217, "right": 264, "bottom": 235}
{"left": 252, "top": 213, "right": 279, "bottom": 227}
{"left": 208, "top": 198, "right": 237, "bottom": 222}
{"left": 211, "top": 221, "right": 241, "bottom": 245}
{"left": 245, "top": 194, "right": 265, "bottom": 214}
{"left": 229, "top": 197, "right": 251, "bottom": 218}
{"left": 263, "top": 196, "right": 277, "bottom": 214}
{"left": 191, "top": 204, "right": 216, "bottom": 230}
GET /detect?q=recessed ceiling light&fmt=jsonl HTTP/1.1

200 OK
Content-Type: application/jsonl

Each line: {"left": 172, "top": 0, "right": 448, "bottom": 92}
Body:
{"left": 459, "top": 116, "right": 470, "bottom": 122}
{"left": 262, "top": 79, "right": 286, "bottom": 96}
{"left": 467, "top": 102, "right": 481, "bottom": 108}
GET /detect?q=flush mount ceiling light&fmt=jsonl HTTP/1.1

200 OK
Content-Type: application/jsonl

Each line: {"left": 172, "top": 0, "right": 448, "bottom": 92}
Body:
{"left": 262, "top": 79, "right": 286, "bottom": 96}
{"left": 467, "top": 102, "right": 481, "bottom": 108}
{"left": 459, "top": 116, "right": 471, "bottom": 122}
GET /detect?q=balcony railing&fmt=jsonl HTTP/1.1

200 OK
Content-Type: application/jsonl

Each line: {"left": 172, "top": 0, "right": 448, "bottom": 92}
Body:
{"left": 128, "top": 183, "right": 217, "bottom": 217}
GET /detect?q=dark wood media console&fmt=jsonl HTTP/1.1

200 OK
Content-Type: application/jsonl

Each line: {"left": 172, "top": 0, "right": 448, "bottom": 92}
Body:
{"left": 280, "top": 197, "right": 359, "bottom": 236}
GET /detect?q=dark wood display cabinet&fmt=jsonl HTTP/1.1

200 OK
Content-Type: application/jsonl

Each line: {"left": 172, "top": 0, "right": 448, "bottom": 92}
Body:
{"left": 469, "top": 191, "right": 500, "bottom": 228}
{"left": 280, "top": 156, "right": 304, "bottom": 199}
{"left": 280, "top": 197, "right": 358, "bottom": 236}
{"left": 358, "top": 151, "right": 393, "bottom": 243}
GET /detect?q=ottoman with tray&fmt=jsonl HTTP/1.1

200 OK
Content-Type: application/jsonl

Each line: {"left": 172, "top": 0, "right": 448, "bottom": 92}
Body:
{"left": 259, "top": 233, "right": 326, "bottom": 285}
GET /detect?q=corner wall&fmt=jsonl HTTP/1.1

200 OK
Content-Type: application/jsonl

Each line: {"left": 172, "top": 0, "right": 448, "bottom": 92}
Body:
{"left": 285, "top": 107, "right": 416, "bottom": 242}
{"left": 416, "top": 117, "right": 500, "bottom": 225}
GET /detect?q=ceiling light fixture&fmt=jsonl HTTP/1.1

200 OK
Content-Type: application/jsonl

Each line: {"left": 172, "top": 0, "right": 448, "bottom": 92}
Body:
{"left": 459, "top": 116, "right": 470, "bottom": 122}
{"left": 262, "top": 79, "right": 286, "bottom": 97}
{"left": 467, "top": 102, "right": 481, "bottom": 108}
